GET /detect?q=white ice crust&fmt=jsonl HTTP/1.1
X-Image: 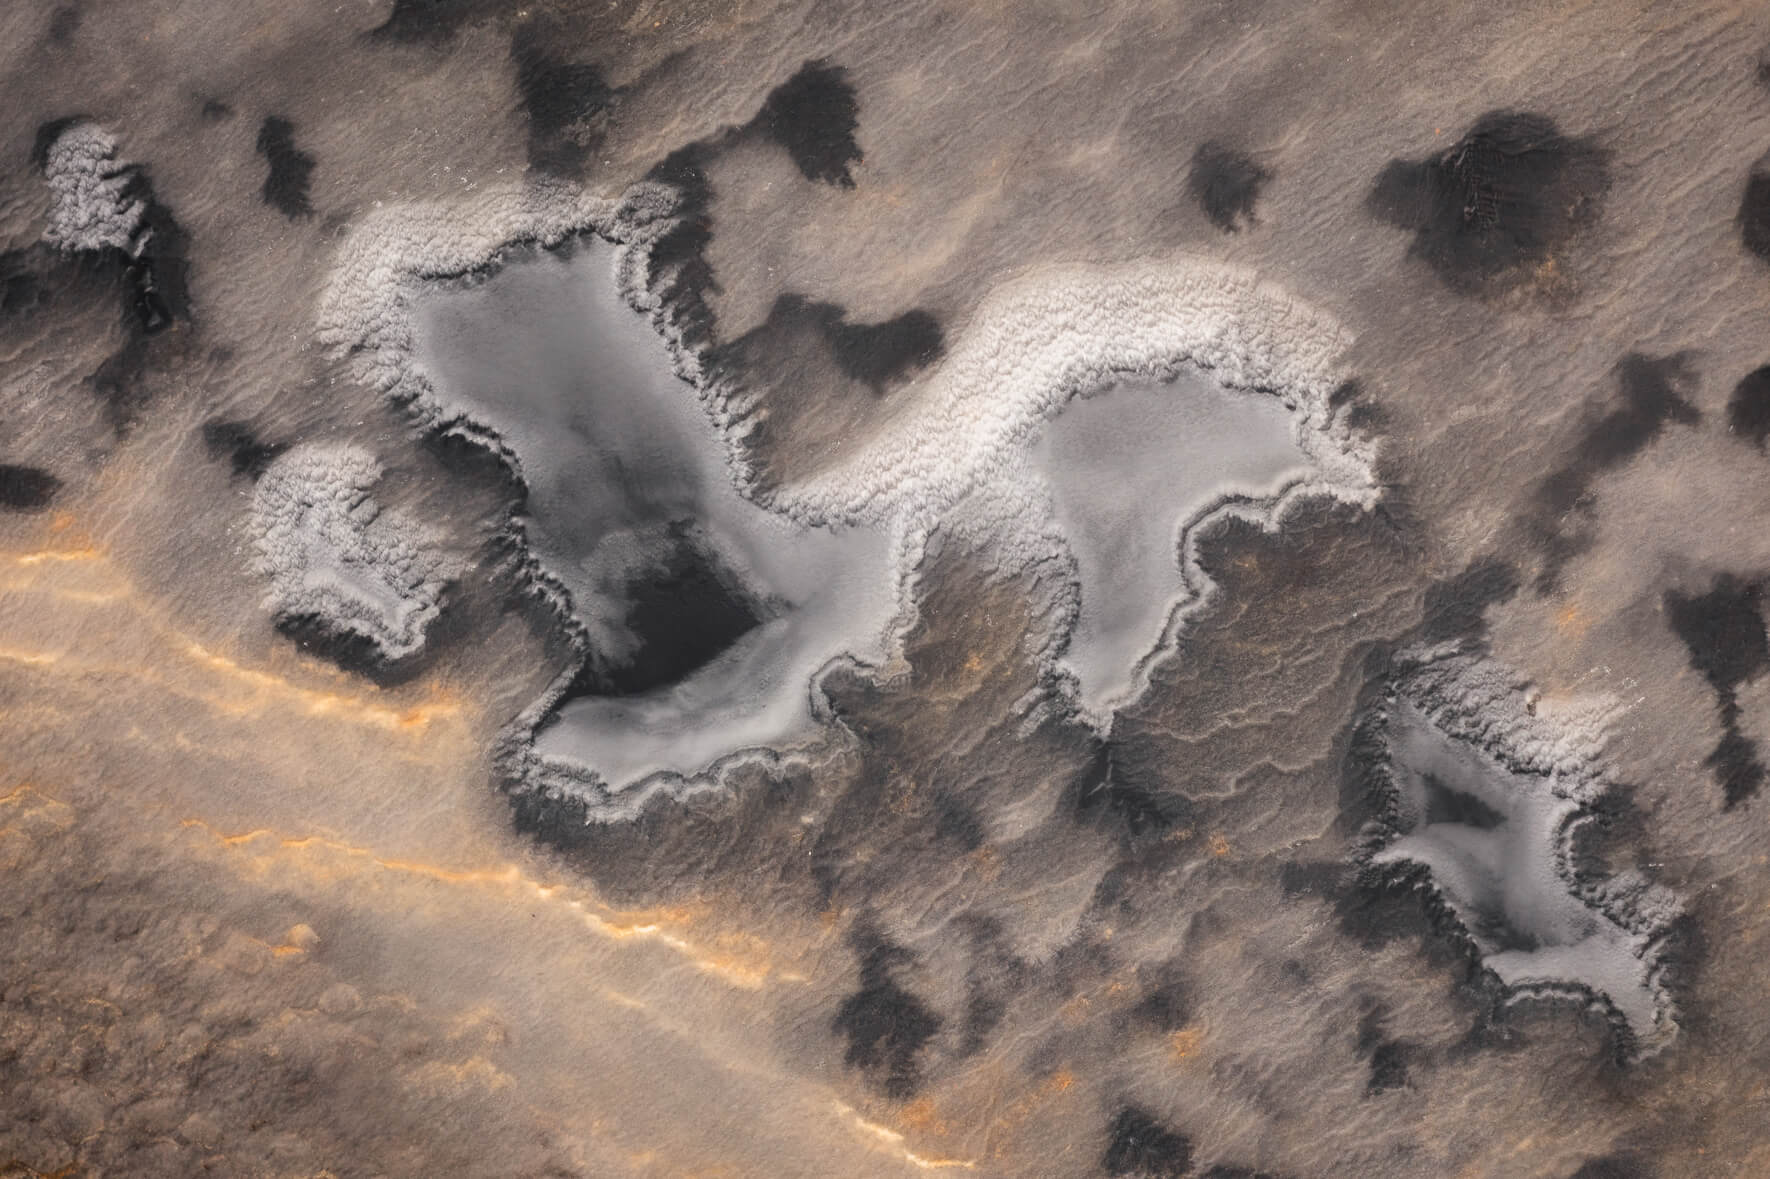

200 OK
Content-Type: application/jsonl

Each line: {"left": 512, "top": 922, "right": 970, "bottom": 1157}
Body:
{"left": 41, "top": 122, "right": 145, "bottom": 254}
{"left": 251, "top": 443, "right": 452, "bottom": 662}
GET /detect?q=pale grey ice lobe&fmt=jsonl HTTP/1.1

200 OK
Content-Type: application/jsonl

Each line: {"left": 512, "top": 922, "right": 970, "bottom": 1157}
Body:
{"left": 1033, "top": 373, "right": 1312, "bottom": 714}
{"left": 757, "top": 257, "right": 1378, "bottom": 724}
{"left": 41, "top": 122, "right": 144, "bottom": 254}
{"left": 317, "top": 182, "right": 1376, "bottom": 818}
{"left": 410, "top": 239, "right": 898, "bottom": 798}
{"left": 251, "top": 444, "right": 453, "bottom": 662}
{"left": 1367, "top": 650, "right": 1680, "bottom": 1054}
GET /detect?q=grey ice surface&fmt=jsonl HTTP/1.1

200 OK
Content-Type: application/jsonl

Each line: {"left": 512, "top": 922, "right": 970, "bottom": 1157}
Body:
{"left": 412, "top": 239, "right": 898, "bottom": 793}
{"left": 1033, "top": 373, "right": 1310, "bottom": 714}
{"left": 251, "top": 443, "right": 452, "bottom": 661}
{"left": 1374, "top": 699, "right": 1662, "bottom": 1037}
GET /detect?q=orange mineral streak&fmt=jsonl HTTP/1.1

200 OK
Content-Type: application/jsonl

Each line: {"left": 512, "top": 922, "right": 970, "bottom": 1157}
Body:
{"left": 0, "top": 541, "right": 460, "bottom": 735}
{"left": 979, "top": 1067, "right": 1078, "bottom": 1161}
{"left": 0, "top": 784, "right": 75, "bottom": 833}
{"left": 1555, "top": 602, "right": 1594, "bottom": 638}
{"left": 178, "top": 819, "right": 785, "bottom": 990}
{"left": 1168, "top": 1025, "right": 1204, "bottom": 1061}
{"left": 832, "top": 1102, "right": 978, "bottom": 1172}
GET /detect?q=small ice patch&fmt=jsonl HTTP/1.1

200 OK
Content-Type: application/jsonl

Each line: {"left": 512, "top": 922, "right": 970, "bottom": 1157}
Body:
{"left": 1363, "top": 649, "right": 1680, "bottom": 1055}
{"left": 251, "top": 443, "right": 452, "bottom": 663}
{"left": 41, "top": 121, "right": 144, "bottom": 254}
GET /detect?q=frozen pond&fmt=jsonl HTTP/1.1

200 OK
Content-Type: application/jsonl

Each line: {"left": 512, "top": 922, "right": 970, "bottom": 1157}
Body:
{"left": 1034, "top": 372, "right": 1310, "bottom": 714}
{"left": 414, "top": 239, "right": 897, "bottom": 795}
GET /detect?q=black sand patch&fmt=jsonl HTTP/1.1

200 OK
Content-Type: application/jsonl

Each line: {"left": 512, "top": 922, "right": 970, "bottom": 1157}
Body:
{"left": 368, "top": 0, "right": 493, "bottom": 45}
{"left": 256, "top": 116, "right": 316, "bottom": 219}
{"left": 756, "top": 60, "right": 862, "bottom": 187}
{"left": 1526, "top": 352, "right": 1700, "bottom": 592}
{"left": 1664, "top": 573, "right": 1769, "bottom": 806}
{"left": 510, "top": 21, "right": 614, "bottom": 175}
{"left": 832, "top": 922, "right": 943, "bottom": 1098}
{"left": 1367, "top": 111, "right": 1609, "bottom": 295}
{"left": 1102, "top": 1106, "right": 1191, "bottom": 1177}
{"left": 1728, "top": 365, "right": 1770, "bottom": 447}
{"left": 1740, "top": 165, "right": 1770, "bottom": 263}
{"left": 0, "top": 465, "right": 62, "bottom": 510}
{"left": 1189, "top": 140, "right": 1269, "bottom": 232}
{"left": 201, "top": 419, "right": 285, "bottom": 478}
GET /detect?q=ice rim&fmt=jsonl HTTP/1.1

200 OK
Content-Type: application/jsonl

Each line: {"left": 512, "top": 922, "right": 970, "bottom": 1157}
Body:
{"left": 1350, "top": 643, "right": 1684, "bottom": 1060}
{"left": 317, "top": 176, "right": 1378, "bottom": 821}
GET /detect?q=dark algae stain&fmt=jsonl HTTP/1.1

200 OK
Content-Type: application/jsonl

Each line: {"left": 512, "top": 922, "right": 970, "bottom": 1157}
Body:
{"left": 256, "top": 117, "right": 316, "bottom": 219}
{"left": 832, "top": 921, "right": 942, "bottom": 1098}
{"left": 1665, "top": 573, "right": 1769, "bottom": 806}
{"left": 756, "top": 60, "right": 862, "bottom": 187}
{"left": 1189, "top": 141, "right": 1269, "bottom": 232}
{"left": 0, "top": 465, "right": 62, "bottom": 511}
{"left": 1102, "top": 1106, "right": 1192, "bottom": 1177}
{"left": 1728, "top": 365, "right": 1770, "bottom": 447}
{"left": 1367, "top": 111, "right": 1609, "bottom": 294}
{"left": 1526, "top": 352, "right": 1700, "bottom": 592}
